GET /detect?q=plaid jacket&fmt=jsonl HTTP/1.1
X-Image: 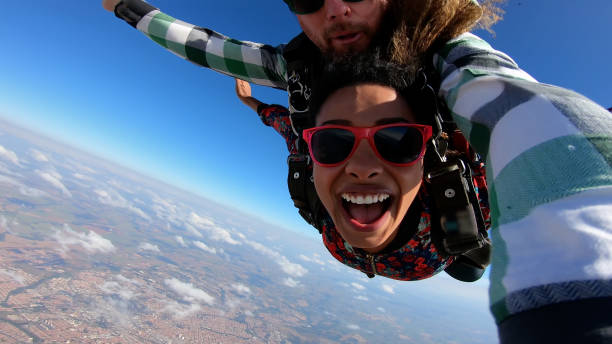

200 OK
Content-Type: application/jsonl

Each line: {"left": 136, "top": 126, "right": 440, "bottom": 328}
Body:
{"left": 113, "top": 0, "right": 612, "bottom": 328}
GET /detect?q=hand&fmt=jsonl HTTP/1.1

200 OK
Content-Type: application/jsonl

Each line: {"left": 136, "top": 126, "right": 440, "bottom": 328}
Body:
{"left": 102, "top": 0, "right": 122, "bottom": 12}
{"left": 235, "top": 79, "right": 252, "bottom": 99}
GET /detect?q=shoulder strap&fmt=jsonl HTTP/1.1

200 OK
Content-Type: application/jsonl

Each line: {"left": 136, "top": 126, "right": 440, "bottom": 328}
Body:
{"left": 283, "top": 34, "right": 327, "bottom": 232}
{"left": 417, "top": 68, "right": 492, "bottom": 282}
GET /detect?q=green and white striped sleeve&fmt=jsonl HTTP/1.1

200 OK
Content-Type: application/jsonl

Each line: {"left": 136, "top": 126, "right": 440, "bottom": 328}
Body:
{"left": 434, "top": 33, "right": 612, "bottom": 326}
{"left": 114, "top": 0, "right": 288, "bottom": 90}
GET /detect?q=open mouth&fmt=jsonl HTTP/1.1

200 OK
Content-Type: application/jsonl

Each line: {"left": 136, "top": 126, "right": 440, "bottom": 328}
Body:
{"left": 341, "top": 193, "right": 392, "bottom": 225}
{"left": 332, "top": 32, "right": 361, "bottom": 44}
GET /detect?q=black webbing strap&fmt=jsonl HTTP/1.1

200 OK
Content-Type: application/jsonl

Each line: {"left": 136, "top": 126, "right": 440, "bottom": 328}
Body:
{"left": 283, "top": 33, "right": 327, "bottom": 232}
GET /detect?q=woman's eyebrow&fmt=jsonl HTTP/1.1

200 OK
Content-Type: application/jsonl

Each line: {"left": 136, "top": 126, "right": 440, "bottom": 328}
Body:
{"left": 320, "top": 117, "right": 410, "bottom": 126}
{"left": 375, "top": 117, "right": 411, "bottom": 125}
{"left": 320, "top": 119, "right": 352, "bottom": 126}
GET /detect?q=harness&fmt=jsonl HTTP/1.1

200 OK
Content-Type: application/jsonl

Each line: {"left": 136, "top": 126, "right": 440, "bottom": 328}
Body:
{"left": 282, "top": 34, "right": 491, "bottom": 282}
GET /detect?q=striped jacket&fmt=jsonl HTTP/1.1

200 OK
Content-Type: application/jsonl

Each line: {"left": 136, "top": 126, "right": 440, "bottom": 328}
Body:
{"left": 112, "top": 0, "right": 612, "bottom": 337}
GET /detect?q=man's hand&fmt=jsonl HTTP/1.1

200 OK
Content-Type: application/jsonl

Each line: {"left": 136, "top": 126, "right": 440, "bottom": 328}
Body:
{"left": 235, "top": 79, "right": 252, "bottom": 100}
{"left": 102, "top": 0, "right": 122, "bottom": 12}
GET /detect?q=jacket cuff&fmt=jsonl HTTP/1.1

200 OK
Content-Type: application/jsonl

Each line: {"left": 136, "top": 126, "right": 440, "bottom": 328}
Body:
{"left": 114, "top": 0, "right": 158, "bottom": 28}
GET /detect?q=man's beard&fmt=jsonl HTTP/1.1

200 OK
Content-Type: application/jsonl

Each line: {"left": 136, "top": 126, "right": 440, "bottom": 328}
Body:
{"left": 321, "top": 7, "right": 395, "bottom": 62}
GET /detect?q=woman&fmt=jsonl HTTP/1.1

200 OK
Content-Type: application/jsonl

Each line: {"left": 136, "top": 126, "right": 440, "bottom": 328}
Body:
{"left": 236, "top": 55, "right": 491, "bottom": 282}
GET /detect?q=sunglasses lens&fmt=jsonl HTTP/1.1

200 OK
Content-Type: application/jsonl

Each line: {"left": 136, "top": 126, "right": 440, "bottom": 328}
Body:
{"left": 374, "top": 126, "right": 424, "bottom": 164}
{"left": 311, "top": 128, "right": 355, "bottom": 164}
{"left": 289, "top": 0, "right": 364, "bottom": 14}
{"left": 290, "top": 0, "right": 325, "bottom": 14}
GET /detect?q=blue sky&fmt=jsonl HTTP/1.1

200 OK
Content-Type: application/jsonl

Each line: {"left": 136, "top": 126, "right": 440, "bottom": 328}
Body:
{"left": 1, "top": 0, "right": 610, "bottom": 236}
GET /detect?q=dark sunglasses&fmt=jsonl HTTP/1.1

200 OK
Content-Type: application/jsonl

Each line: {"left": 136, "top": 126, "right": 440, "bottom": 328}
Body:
{"left": 302, "top": 123, "right": 432, "bottom": 167}
{"left": 283, "top": 0, "right": 364, "bottom": 14}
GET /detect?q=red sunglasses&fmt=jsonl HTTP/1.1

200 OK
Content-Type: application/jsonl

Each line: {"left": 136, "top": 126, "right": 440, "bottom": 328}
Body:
{"left": 302, "top": 123, "right": 432, "bottom": 167}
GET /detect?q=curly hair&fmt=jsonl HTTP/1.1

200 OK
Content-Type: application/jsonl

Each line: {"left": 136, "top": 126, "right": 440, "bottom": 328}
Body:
{"left": 387, "top": 0, "right": 506, "bottom": 66}
{"left": 309, "top": 53, "right": 434, "bottom": 126}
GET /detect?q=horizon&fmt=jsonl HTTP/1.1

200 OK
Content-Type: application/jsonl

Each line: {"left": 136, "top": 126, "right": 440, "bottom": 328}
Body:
{"left": 2, "top": 1, "right": 610, "bottom": 235}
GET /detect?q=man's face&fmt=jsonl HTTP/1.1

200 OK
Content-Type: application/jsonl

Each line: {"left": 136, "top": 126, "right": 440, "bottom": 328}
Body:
{"left": 296, "top": 0, "right": 389, "bottom": 56}
{"left": 313, "top": 84, "right": 424, "bottom": 253}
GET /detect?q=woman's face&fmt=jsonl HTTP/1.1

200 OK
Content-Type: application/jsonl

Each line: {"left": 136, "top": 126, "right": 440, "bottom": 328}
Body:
{"left": 313, "top": 83, "right": 424, "bottom": 253}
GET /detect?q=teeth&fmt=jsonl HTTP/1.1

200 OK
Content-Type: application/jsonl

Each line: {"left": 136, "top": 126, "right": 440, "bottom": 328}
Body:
{"left": 341, "top": 193, "right": 389, "bottom": 205}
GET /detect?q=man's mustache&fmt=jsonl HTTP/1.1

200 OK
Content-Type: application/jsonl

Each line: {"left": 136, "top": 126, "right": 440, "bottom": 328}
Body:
{"left": 324, "top": 22, "right": 370, "bottom": 39}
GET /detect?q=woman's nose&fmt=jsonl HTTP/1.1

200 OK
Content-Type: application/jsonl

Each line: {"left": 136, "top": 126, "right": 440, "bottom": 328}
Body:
{"left": 344, "top": 139, "right": 383, "bottom": 179}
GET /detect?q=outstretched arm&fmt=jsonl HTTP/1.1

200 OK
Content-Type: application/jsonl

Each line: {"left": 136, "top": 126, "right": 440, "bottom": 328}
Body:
{"left": 235, "top": 79, "right": 264, "bottom": 113}
{"left": 102, "top": 0, "right": 288, "bottom": 89}
{"left": 434, "top": 33, "right": 612, "bottom": 342}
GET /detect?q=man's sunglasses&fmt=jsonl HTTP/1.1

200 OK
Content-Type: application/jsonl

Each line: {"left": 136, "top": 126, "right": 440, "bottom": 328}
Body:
{"left": 283, "top": 0, "right": 364, "bottom": 15}
{"left": 302, "top": 123, "right": 432, "bottom": 167}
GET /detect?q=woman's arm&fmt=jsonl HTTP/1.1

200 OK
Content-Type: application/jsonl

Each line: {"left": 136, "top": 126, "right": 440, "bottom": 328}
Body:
{"left": 235, "top": 79, "right": 264, "bottom": 113}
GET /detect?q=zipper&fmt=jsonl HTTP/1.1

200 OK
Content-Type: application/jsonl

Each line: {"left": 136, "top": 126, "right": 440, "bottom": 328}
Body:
{"left": 365, "top": 253, "right": 377, "bottom": 275}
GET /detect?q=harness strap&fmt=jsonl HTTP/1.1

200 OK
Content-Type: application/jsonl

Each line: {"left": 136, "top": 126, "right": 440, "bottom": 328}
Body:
{"left": 283, "top": 33, "right": 327, "bottom": 230}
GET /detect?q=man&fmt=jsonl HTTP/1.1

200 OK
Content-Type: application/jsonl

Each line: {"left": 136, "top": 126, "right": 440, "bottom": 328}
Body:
{"left": 103, "top": 1, "right": 612, "bottom": 342}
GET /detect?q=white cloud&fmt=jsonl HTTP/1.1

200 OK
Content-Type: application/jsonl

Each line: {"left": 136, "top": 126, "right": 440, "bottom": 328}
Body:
{"left": 164, "top": 278, "right": 215, "bottom": 305}
{"left": 52, "top": 224, "right": 115, "bottom": 254}
{"left": 94, "top": 297, "right": 133, "bottom": 327}
{"left": 208, "top": 225, "right": 241, "bottom": 245}
{"left": 225, "top": 297, "right": 241, "bottom": 310}
{"left": 115, "top": 274, "right": 140, "bottom": 285}
{"left": 381, "top": 284, "right": 395, "bottom": 294}
{"left": 138, "top": 242, "right": 160, "bottom": 252}
{"left": 351, "top": 282, "right": 366, "bottom": 291}
{"left": 231, "top": 283, "right": 251, "bottom": 295}
{"left": 299, "top": 253, "right": 325, "bottom": 265}
{"left": 175, "top": 236, "right": 187, "bottom": 247}
{"left": 19, "top": 185, "right": 47, "bottom": 197}
{"left": 0, "top": 174, "right": 47, "bottom": 198}
{"left": 73, "top": 173, "right": 92, "bottom": 181}
{"left": 377, "top": 307, "right": 386, "bottom": 313}
{"left": 100, "top": 281, "right": 138, "bottom": 300}
{"left": 347, "top": 324, "right": 360, "bottom": 330}
{"left": 162, "top": 301, "right": 201, "bottom": 319}
{"left": 246, "top": 240, "right": 308, "bottom": 278}
{"left": 151, "top": 194, "right": 179, "bottom": 222}
{"left": 187, "top": 212, "right": 239, "bottom": 245}
{"left": 94, "top": 188, "right": 150, "bottom": 220}
{"left": 37, "top": 169, "right": 72, "bottom": 197}
{"left": 185, "top": 224, "right": 203, "bottom": 238}
{"left": 283, "top": 278, "right": 300, "bottom": 288}
{"left": 189, "top": 212, "right": 215, "bottom": 227}
{"left": 194, "top": 241, "right": 216, "bottom": 254}
{"left": 355, "top": 295, "right": 369, "bottom": 301}
{"left": 0, "top": 145, "right": 20, "bottom": 166}
{"left": 0, "top": 215, "right": 18, "bottom": 233}
{"left": 29, "top": 149, "right": 49, "bottom": 162}
{"left": 0, "top": 269, "right": 26, "bottom": 285}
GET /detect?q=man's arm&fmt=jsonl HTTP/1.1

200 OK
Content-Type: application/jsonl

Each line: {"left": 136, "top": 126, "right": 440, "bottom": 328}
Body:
{"left": 103, "top": 0, "right": 288, "bottom": 90}
{"left": 434, "top": 33, "right": 612, "bottom": 342}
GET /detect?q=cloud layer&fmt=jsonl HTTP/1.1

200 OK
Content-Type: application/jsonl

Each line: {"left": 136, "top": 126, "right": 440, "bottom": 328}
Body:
{"left": 53, "top": 224, "right": 115, "bottom": 254}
